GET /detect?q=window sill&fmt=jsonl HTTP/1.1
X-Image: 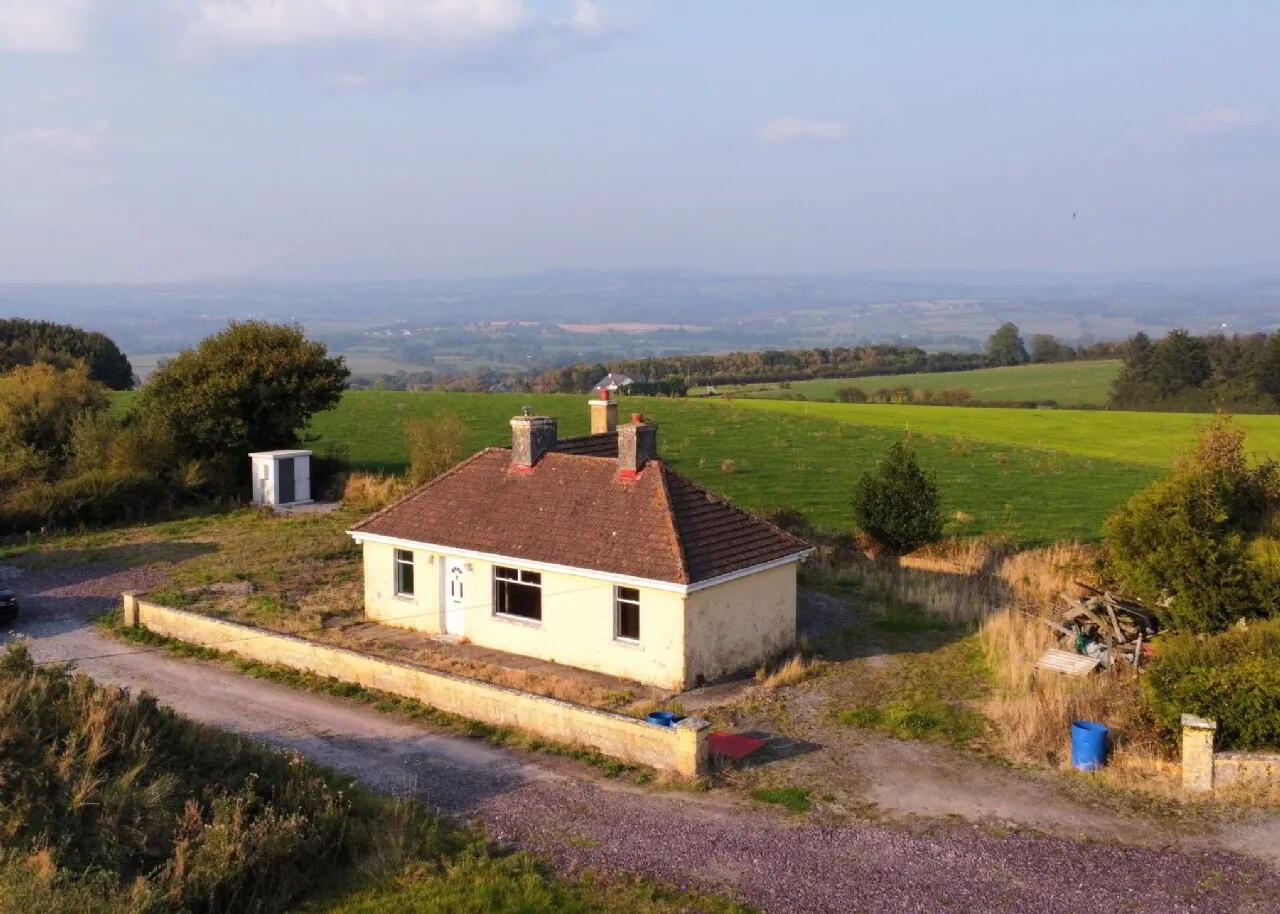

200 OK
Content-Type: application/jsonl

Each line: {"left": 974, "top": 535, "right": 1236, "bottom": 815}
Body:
{"left": 613, "top": 637, "right": 643, "bottom": 649}
{"left": 493, "top": 612, "right": 543, "bottom": 629}
{"left": 393, "top": 593, "right": 416, "bottom": 602}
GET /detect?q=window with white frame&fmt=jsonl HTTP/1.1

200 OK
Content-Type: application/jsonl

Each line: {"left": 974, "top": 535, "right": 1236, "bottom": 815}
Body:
{"left": 394, "top": 549, "right": 415, "bottom": 597}
{"left": 615, "top": 586, "right": 640, "bottom": 641}
{"left": 495, "top": 566, "right": 542, "bottom": 621}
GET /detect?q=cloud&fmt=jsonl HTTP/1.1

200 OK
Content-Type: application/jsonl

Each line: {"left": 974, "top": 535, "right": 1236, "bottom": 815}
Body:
{"left": 1180, "top": 107, "right": 1258, "bottom": 136}
{"left": 757, "top": 116, "right": 850, "bottom": 143}
{"left": 191, "top": 0, "right": 528, "bottom": 48}
{"left": 184, "top": 0, "right": 630, "bottom": 83}
{"left": 13, "top": 122, "right": 106, "bottom": 157}
{"left": 0, "top": 0, "right": 90, "bottom": 52}
{"left": 1, "top": 121, "right": 113, "bottom": 189}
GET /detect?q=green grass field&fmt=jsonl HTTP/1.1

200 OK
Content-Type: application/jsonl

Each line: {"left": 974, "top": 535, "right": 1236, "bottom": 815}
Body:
{"left": 706, "top": 359, "right": 1122, "bottom": 406}
{"left": 110, "top": 389, "right": 1280, "bottom": 544}
{"left": 305, "top": 391, "right": 1257, "bottom": 545}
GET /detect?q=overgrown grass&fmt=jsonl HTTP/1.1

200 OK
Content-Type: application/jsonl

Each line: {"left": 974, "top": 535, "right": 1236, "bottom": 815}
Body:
{"left": 0, "top": 643, "right": 742, "bottom": 914}
{"left": 749, "top": 786, "right": 812, "bottom": 813}
{"left": 0, "top": 642, "right": 453, "bottom": 914}
{"left": 834, "top": 638, "right": 990, "bottom": 746}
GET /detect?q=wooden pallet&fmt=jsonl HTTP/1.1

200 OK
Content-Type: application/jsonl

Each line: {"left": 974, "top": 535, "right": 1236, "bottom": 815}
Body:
{"left": 1035, "top": 648, "right": 1100, "bottom": 677}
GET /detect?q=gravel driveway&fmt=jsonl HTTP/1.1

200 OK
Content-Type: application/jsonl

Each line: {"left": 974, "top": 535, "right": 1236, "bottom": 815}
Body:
{"left": 7, "top": 562, "right": 1279, "bottom": 914}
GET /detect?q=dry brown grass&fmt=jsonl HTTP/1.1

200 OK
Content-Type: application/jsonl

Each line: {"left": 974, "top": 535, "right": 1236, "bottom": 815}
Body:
{"left": 807, "top": 538, "right": 1096, "bottom": 624}
{"left": 754, "top": 653, "right": 824, "bottom": 691}
{"left": 341, "top": 472, "right": 407, "bottom": 511}
{"left": 978, "top": 607, "right": 1169, "bottom": 789}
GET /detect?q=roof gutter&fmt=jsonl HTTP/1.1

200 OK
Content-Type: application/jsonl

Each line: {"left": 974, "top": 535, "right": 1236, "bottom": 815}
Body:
{"left": 346, "top": 530, "right": 813, "bottom": 595}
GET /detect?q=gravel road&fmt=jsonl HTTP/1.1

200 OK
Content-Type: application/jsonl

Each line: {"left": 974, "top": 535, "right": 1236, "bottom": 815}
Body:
{"left": 7, "top": 562, "right": 1280, "bottom": 914}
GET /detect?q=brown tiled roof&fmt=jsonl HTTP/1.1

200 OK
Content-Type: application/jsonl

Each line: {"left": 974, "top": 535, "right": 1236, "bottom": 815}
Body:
{"left": 349, "top": 449, "right": 809, "bottom": 585}
{"left": 552, "top": 432, "right": 618, "bottom": 457}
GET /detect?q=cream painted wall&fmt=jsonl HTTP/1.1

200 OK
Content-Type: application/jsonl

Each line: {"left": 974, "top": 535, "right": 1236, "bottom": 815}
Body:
{"left": 360, "top": 540, "right": 688, "bottom": 690}
{"left": 363, "top": 541, "right": 442, "bottom": 633}
{"left": 684, "top": 562, "right": 797, "bottom": 685}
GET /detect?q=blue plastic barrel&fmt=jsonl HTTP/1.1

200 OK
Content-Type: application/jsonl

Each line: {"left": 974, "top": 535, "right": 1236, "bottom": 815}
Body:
{"left": 1070, "top": 721, "right": 1108, "bottom": 771}
{"left": 646, "top": 711, "right": 686, "bottom": 727}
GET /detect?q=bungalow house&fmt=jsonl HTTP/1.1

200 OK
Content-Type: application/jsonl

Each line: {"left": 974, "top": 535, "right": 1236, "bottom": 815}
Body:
{"left": 347, "top": 397, "right": 812, "bottom": 690}
{"left": 592, "top": 372, "right": 635, "bottom": 393}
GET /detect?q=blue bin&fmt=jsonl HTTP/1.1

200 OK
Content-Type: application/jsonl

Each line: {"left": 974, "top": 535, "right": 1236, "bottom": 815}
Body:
{"left": 1071, "top": 721, "right": 1108, "bottom": 771}
{"left": 647, "top": 711, "right": 686, "bottom": 727}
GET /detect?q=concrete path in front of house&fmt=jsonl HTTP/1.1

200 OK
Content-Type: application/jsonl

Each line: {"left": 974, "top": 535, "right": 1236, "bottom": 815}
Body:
{"left": 7, "top": 562, "right": 1280, "bottom": 914}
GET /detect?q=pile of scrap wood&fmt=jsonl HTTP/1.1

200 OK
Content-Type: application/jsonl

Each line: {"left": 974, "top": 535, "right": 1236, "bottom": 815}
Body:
{"left": 1033, "top": 584, "right": 1157, "bottom": 675}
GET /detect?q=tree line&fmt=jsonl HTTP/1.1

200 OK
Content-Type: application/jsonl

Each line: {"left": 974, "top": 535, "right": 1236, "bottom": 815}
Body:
{"left": 532, "top": 324, "right": 1122, "bottom": 393}
{"left": 0, "top": 318, "right": 134, "bottom": 390}
{"left": 1109, "top": 329, "right": 1280, "bottom": 412}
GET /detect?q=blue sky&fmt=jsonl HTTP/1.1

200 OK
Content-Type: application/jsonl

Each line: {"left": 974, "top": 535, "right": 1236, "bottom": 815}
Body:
{"left": 1, "top": 1, "right": 1277, "bottom": 282}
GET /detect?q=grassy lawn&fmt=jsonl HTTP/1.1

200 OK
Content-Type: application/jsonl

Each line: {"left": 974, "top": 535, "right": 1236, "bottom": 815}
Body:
{"left": 307, "top": 391, "right": 1160, "bottom": 544}
{"left": 713, "top": 359, "right": 1122, "bottom": 406}
{"left": 109, "top": 389, "right": 1280, "bottom": 543}
{"left": 729, "top": 398, "right": 1280, "bottom": 469}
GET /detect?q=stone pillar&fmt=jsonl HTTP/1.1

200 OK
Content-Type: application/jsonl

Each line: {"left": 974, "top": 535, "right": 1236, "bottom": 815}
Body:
{"left": 673, "top": 716, "right": 711, "bottom": 777}
{"left": 1181, "top": 713, "right": 1218, "bottom": 792}
{"left": 121, "top": 591, "right": 140, "bottom": 627}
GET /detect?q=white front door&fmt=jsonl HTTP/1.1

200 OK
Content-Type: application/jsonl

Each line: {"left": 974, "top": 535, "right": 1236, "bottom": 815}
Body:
{"left": 443, "top": 559, "right": 466, "bottom": 635}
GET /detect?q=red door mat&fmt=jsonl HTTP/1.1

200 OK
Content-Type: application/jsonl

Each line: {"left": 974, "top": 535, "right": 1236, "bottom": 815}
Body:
{"left": 709, "top": 733, "right": 767, "bottom": 761}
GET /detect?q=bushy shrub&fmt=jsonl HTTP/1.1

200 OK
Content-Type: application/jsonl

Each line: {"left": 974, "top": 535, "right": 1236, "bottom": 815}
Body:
{"left": 0, "top": 644, "right": 445, "bottom": 913}
{"left": 833, "top": 385, "right": 867, "bottom": 403}
{"left": 1103, "top": 416, "right": 1280, "bottom": 632}
{"left": 851, "top": 440, "right": 943, "bottom": 555}
{"left": 0, "top": 362, "right": 108, "bottom": 482}
{"left": 1144, "top": 618, "right": 1280, "bottom": 749}
{"left": 404, "top": 412, "right": 469, "bottom": 486}
{"left": 0, "top": 471, "right": 186, "bottom": 534}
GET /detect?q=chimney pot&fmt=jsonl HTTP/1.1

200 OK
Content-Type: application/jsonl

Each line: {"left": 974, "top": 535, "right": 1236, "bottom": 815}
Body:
{"left": 510, "top": 414, "right": 557, "bottom": 467}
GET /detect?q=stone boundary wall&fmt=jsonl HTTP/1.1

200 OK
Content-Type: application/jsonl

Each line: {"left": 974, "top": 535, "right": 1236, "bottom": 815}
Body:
{"left": 1181, "top": 714, "right": 1280, "bottom": 792}
{"left": 122, "top": 594, "right": 710, "bottom": 776}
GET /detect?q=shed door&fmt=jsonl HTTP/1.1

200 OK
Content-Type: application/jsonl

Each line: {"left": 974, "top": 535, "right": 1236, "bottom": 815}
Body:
{"left": 444, "top": 559, "right": 466, "bottom": 635}
{"left": 278, "top": 457, "right": 296, "bottom": 504}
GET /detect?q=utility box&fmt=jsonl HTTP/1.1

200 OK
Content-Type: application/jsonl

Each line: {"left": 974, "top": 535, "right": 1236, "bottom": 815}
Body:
{"left": 249, "top": 450, "right": 312, "bottom": 507}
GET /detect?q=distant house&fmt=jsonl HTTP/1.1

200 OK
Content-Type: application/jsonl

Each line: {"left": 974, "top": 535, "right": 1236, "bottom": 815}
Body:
{"left": 592, "top": 372, "right": 635, "bottom": 393}
{"left": 347, "top": 397, "right": 811, "bottom": 690}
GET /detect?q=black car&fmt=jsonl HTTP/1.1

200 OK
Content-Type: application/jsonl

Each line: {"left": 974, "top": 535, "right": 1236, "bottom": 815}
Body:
{"left": 0, "top": 588, "right": 17, "bottom": 624}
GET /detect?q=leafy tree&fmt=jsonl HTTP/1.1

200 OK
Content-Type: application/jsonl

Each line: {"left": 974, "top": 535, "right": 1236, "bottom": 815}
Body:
{"left": 1151, "top": 328, "right": 1211, "bottom": 396}
{"left": 1103, "top": 416, "right": 1280, "bottom": 632}
{"left": 852, "top": 440, "right": 944, "bottom": 555}
{"left": 0, "top": 363, "right": 107, "bottom": 483}
{"left": 1030, "top": 334, "right": 1074, "bottom": 363}
{"left": 139, "top": 322, "right": 349, "bottom": 463}
{"left": 404, "top": 412, "right": 470, "bottom": 485}
{"left": 1255, "top": 332, "right": 1280, "bottom": 405}
{"left": 986, "top": 323, "right": 1029, "bottom": 366}
{"left": 0, "top": 318, "right": 133, "bottom": 389}
{"left": 834, "top": 385, "right": 868, "bottom": 403}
